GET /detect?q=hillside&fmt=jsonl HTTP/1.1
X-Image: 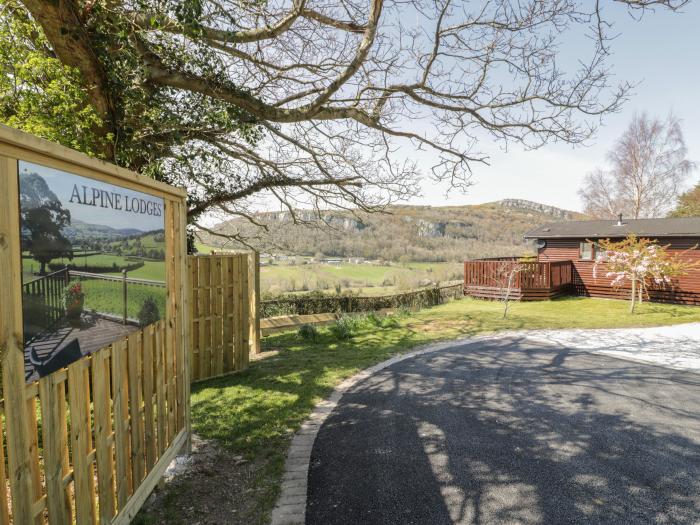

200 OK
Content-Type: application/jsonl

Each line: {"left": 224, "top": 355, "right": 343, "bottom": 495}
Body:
{"left": 197, "top": 199, "right": 588, "bottom": 262}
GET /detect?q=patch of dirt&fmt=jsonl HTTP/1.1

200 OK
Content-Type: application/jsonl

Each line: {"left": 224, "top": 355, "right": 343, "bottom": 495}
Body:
{"left": 134, "top": 435, "right": 271, "bottom": 525}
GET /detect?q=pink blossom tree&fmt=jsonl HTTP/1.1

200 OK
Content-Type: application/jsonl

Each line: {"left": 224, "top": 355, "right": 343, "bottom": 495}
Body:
{"left": 593, "top": 235, "right": 693, "bottom": 313}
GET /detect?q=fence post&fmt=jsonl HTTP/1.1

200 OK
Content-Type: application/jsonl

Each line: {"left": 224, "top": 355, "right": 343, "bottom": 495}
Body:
{"left": 248, "top": 251, "right": 261, "bottom": 355}
{"left": 122, "top": 269, "right": 127, "bottom": 324}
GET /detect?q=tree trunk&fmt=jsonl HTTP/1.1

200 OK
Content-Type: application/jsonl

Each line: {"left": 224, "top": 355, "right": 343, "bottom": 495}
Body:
{"left": 630, "top": 278, "right": 637, "bottom": 313}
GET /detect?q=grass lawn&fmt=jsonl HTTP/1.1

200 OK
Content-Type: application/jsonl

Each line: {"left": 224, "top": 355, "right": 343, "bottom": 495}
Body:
{"left": 107, "top": 260, "right": 166, "bottom": 281}
{"left": 79, "top": 278, "right": 166, "bottom": 320}
{"left": 176, "top": 296, "right": 700, "bottom": 524}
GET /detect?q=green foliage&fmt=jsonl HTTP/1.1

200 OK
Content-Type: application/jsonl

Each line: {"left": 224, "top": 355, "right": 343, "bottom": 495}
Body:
{"left": 0, "top": 1, "right": 106, "bottom": 155}
{"left": 671, "top": 183, "right": 700, "bottom": 217}
{"left": 261, "top": 285, "right": 459, "bottom": 318}
{"left": 296, "top": 324, "right": 318, "bottom": 342}
{"left": 138, "top": 296, "right": 161, "bottom": 327}
{"left": 21, "top": 201, "right": 73, "bottom": 274}
{"left": 329, "top": 316, "right": 357, "bottom": 340}
{"left": 0, "top": 0, "right": 263, "bottom": 208}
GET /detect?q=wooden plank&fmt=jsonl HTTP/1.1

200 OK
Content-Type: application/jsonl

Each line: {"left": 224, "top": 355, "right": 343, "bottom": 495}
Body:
{"left": 198, "top": 257, "right": 211, "bottom": 380}
{"left": 212, "top": 256, "right": 224, "bottom": 376}
{"left": 0, "top": 156, "right": 36, "bottom": 524}
{"left": 91, "top": 349, "right": 116, "bottom": 523}
{"left": 24, "top": 394, "right": 43, "bottom": 525}
{"left": 142, "top": 324, "right": 157, "bottom": 471}
{"left": 0, "top": 405, "right": 10, "bottom": 525}
{"left": 177, "top": 202, "right": 191, "bottom": 450}
{"left": 222, "top": 256, "right": 234, "bottom": 373}
{"left": 260, "top": 313, "right": 339, "bottom": 335}
{"left": 231, "top": 256, "right": 242, "bottom": 371}
{"left": 111, "top": 339, "right": 132, "bottom": 510}
{"left": 189, "top": 257, "right": 200, "bottom": 381}
{"left": 39, "top": 374, "right": 73, "bottom": 524}
{"left": 0, "top": 124, "right": 186, "bottom": 199}
{"left": 240, "top": 255, "right": 251, "bottom": 370}
{"left": 127, "top": 331, "right": 146, "bottom": 485}
{"left": 164, "top": 202, "right": 178, "bottom": 445}
{"left": 110, "top": 429, "right": 188, "bottom": 525}
{"left": 67, "top": 359, "right": 97, "bottom": 525}
{"left": 248, "top": 251, "right": 261, "bottom": 355}
{"left": 155, "top": 322, "right": 167, "bottom": 455}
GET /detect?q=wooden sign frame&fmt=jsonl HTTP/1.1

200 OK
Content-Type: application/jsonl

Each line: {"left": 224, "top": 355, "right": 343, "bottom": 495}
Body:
{"left": 0, "top": 124, "right": 191, "bottom": 524}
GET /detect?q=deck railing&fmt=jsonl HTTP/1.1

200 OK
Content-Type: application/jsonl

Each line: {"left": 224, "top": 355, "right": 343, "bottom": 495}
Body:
{"left": 464, "top": 258, "right": 572, "bottom": 290}
{"left": 22, "top": 267, "right": 70, "bottom": 342}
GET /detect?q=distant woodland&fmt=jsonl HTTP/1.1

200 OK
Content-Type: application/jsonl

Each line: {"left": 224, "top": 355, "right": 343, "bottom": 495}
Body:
{"left": 198, "top": 200, "right": 587, "bottom": 262}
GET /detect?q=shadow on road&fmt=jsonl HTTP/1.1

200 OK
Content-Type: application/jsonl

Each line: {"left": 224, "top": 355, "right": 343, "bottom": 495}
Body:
{"left": 307, "top": 338, "right": 700, "bottom": 524}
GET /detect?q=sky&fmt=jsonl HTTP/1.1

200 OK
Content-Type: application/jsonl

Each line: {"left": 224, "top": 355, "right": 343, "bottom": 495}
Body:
{"left": 20, "top": 161, "right": 165, "bottom": 232}
{"left": 404, "top": 1, "right": 700, "bottom": 213}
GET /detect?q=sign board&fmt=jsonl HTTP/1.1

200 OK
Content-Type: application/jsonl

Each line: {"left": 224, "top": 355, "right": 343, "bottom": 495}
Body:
{"left": 18, "top": 160, "right": 167, "bottom": 381}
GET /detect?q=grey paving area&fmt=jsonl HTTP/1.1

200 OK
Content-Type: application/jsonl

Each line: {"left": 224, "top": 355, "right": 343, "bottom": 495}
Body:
{"left": 526, "top": 323, "right": 700, "bottom": 373}
{"left": 306, "top": 337, "right": 700, "bottom": 524}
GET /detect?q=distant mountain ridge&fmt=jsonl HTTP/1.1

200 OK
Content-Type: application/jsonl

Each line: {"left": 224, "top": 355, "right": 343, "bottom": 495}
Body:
{"left": 198, "top": 199, "right": 587, "bottom": 262}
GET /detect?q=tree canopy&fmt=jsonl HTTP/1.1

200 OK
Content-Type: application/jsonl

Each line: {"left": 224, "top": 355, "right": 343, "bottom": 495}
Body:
{"left": 1, "top": 0, "right": 689, "bottom": 243}
{"left": 672, "top": 183, "right": 700, "bottom": 217}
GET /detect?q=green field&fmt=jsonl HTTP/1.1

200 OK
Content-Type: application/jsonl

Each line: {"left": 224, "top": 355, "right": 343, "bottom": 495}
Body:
{"left": 22, "top": 252, "right": 166, "bottom": 282}
{"left": 107, "top": 260, "right": 165, "bottom": 281}
{"left": 108, "top": 232, "right": 165, "bottom": 250}
{"left": 260, "top": 261, "right": 462, "bottom": 296}
{"left": 78, "top": 278, "right": 167, "bottom": 321}
{"left": 22, "top": 253, "right": 136, "bottom": 279}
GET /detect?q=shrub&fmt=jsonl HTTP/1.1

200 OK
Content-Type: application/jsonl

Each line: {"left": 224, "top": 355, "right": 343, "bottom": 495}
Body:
{"left": 297, "top": 324, "right": 319, "bottom": 341}
{"left": 364, "top": 311, "right": 383, "bottom": 327}
{"left": 330, "top": 316, "right": 358, "bottom": 340}
{"left": 380, "top": 316, "right": 400, "bottom": 328}
{"left": 137, "top": 296, "right": 161, "bottom": 327}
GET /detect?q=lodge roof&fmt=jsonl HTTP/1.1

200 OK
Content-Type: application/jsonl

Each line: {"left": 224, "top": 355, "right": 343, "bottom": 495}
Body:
{"left": 524, "top": 217, "right": 700, "bottom": 239}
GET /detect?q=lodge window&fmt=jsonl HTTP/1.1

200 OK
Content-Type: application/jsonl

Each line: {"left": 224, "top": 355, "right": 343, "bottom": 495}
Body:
{"left": 579, "top": 242, "right": 593, "bottom": 260}
{"left": 594, "top": 243, "right": 609, "bottom": 261}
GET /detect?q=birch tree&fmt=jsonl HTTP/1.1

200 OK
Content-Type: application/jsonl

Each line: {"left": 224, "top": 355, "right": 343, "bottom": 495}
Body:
{"left": 579, "top": 113, "right": 696, "bottom": 219}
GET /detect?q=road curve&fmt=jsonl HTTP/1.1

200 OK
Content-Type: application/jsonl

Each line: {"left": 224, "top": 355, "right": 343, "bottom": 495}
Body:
{"left": 306, "top": 337, "right": 700, "bottom": 525}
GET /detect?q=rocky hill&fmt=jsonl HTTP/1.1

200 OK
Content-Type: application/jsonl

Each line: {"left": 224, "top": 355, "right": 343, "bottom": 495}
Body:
{"left": 197, "top": 200, "right": 587, "bottom": 262}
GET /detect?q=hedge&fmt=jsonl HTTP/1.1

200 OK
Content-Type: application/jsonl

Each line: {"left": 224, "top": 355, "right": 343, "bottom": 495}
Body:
{"left": 48, "top": 260, "right": 145, "bottom": 274}
{"left": 261, "top": 284, "right": 463, "bottom": 318}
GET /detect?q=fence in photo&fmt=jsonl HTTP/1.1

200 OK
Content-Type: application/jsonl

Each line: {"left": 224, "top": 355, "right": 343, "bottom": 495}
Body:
{"left": 21, "top": 268, "right": 70, "bottom": 343}
{"left": 0, "top": 125, "right": 191, "bottom": 524}
{"left": 69, "top": 270, "right": 167, "bottom": 325}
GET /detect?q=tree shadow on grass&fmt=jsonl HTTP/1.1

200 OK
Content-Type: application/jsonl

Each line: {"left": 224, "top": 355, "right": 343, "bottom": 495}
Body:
{"left": 307, "top": 338, "right": 700, "bottom": 524}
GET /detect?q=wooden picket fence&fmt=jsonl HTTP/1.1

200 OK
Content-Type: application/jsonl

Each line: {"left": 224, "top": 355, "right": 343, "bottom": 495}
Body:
{"left": 188, "top": 252, "right": 260, "bottom": 382}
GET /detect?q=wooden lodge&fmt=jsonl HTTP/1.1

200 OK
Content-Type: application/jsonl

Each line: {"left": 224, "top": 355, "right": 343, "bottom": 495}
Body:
{"left": 464, "top": 216, "right": 700, "bottom": 305}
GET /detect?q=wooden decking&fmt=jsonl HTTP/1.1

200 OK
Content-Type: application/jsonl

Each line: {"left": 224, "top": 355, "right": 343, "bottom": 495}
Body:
{"left": 24, "top": 313, "right": 138, "bottom": 381}
{"left": 463, "top": 258, "right": 573, "bottom": 301}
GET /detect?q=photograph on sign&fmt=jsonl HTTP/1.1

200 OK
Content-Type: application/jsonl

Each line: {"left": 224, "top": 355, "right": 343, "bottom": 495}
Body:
{"left": 18, "top": 160, "right": 166, "bottom": 382}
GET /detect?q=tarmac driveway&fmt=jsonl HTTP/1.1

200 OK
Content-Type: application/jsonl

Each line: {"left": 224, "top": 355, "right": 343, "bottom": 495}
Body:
{"left": 306, "top": 334, "right": 700, "bottom": 524}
